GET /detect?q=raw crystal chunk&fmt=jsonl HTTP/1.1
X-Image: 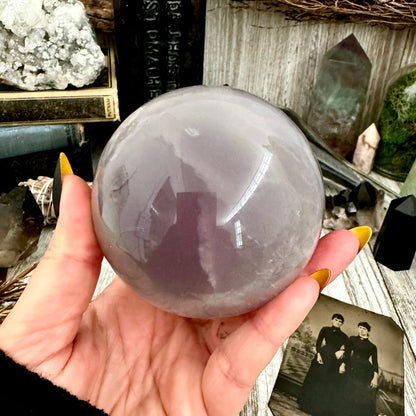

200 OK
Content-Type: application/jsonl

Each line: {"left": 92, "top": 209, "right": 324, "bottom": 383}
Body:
{"left": 0, "top": 187, "right": 44, "bottom": 268}
{"left": 307, "top": 34, "right": 372, "bottom": 159}
{"left": 352, "top": 123, "right": 380, "bottom": 174}
{"left": 92, "top": 86, "right": 325, "bottom": 318}
{"left": 0, "top": 0, "right": 105, "bottom": 90}
{"left": 349, "top": 181, "right": 378, "bottom": 209}
{"left": 324, "top": 182, "right": 385, "bottom": 232}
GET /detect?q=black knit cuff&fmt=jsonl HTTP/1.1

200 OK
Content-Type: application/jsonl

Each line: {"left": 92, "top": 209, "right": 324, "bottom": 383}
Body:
{"left": 0, "top": 350, "right": 109, "bottom": 415}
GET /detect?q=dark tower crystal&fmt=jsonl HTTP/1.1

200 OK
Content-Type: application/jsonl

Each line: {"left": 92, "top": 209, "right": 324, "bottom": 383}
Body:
{"left": 373, "top": 195, "right": 416, "bottom": 270}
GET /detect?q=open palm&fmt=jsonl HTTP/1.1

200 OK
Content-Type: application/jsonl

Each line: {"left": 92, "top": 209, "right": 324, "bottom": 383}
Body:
{"left": 0, "top": 175, "right": 360, "bottom": 416}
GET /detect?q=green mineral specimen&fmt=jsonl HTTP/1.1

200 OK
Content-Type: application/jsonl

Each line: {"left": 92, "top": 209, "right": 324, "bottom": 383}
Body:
{"left": 307, "top": 34, "right": 372, "bottom": 160}
{"left": 374, "top": 66, "right": 416, "bottom": 181}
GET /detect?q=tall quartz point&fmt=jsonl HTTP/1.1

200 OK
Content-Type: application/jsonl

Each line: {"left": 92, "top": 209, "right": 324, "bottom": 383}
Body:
{"left": 0, "top": 0, "right": 105, "bottom": 90}
{"left": 307, "top": 34, "right": 372, "bottom": 159}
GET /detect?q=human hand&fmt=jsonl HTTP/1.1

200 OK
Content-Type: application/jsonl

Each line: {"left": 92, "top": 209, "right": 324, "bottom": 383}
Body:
{"left": 339, "top": 362, "right": 346, "bottom": 374}
{"left": 316, "top": 352, "right": 323, "bottom": 364}
{"left": 335, "top": 349, "right": 345, "bottom": 360}
{"left": 0, "top": 175, "right": 362, "bottom": 416}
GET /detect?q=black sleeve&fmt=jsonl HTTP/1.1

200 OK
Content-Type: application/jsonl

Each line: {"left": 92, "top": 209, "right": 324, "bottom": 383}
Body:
{"left": 0, "top": 350, "right": 109, "bottom": 416}
{"left": 371, "top": 343, "right": 379, "bottom": 373}
{"left": 315, "top": 327, "right": 326, "bottom": 354}
{"left": 341, "top": 334, "right": 350, "bottom": 363}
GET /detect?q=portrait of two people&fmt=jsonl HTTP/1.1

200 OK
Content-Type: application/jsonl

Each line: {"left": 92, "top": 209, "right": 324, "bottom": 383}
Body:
{"left": 298, "top": 314, "right": 379, "bottom": 416}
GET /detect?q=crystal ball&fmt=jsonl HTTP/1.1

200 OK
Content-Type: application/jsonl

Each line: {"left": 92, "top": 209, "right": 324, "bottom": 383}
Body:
{"left": 91, "top": 86, "right": 324, "bottom": 318}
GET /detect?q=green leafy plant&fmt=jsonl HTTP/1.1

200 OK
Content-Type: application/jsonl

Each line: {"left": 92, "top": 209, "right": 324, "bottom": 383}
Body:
{"left": 375, "top": 69, "right": 416, "bottom": 181}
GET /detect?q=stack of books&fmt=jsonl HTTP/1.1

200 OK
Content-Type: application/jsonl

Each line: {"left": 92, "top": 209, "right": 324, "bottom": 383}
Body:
{"left": 1, "top": 0, "right": 207, "bottom": 192}
{"left": 114, "top": 0, "right": 205, "bottom": 117}
{"left": 0, "top": 33, "right": 120, "bottom": 193}
{"left": 0, "top": 33, "right": 119, "bottom": 127}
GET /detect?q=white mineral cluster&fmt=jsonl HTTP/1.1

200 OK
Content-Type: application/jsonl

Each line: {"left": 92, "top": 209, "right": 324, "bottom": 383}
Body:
{"left": 0, "top": 0, "right": 105, "bottom": 90}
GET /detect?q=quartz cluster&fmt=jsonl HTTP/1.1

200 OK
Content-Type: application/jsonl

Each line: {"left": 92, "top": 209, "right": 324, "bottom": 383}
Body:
{"left": 0, "top": 0, "right": 105, "bottom": 90}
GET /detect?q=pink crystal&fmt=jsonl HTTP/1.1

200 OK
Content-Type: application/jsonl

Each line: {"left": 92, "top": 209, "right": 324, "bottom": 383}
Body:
{"left": 91, "top": 86, "right": 324, "bottom": 318}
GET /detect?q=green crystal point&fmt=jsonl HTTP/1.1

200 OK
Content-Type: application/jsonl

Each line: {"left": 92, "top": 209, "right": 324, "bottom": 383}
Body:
{"left": 307, "top": 34, "right": 372, "bottom": 159}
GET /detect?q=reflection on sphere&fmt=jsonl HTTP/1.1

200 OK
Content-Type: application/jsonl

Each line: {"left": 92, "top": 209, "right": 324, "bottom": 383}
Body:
{"left": 92, "top": 86, "right": 324, "bottom": 318}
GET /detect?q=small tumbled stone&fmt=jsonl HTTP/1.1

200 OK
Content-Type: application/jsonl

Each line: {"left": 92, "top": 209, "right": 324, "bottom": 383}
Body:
{"left": 0, "top": 0, "right": 105, "bottom": 90}
{"left": 92, "top": 86, "right": 325, "bottom": 318}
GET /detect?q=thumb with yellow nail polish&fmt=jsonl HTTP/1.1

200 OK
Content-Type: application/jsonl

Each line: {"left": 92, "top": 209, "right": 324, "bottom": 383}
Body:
{"left": 52, "top": 152, "right": 73, "bottom": 218}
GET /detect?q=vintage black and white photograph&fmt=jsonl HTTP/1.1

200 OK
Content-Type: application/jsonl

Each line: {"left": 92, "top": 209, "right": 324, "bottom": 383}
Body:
{"left": 269, "top": 294, "right": 404, "bottom": 416}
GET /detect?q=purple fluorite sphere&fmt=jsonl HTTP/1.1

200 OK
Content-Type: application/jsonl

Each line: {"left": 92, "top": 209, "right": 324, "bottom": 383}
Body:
{"left": 92, "top": 86, "right": 324, "bottom": 318}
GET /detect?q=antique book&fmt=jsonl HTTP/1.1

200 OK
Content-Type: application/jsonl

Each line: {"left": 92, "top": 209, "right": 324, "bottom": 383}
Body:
{"left": 114, "top": 0, "right": 205, "bottom": 118}
{"left": 165, "top": 0, "right": 184, "bottom": 92}
{"left": 0, "top": 33, "right": 119, "bottom": 126}
{"left": 141, "top": 0, "right": 164, "bottom": 100}
{"left": 0, "top": 124, "right": 92, "bottom": 193}
{"left": 0, "top": 124, "right": 84, "bottom": 159}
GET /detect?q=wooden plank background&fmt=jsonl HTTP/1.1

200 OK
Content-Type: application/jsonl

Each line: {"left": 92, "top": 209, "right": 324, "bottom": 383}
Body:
{"left": 5, "top": 4, "right": 416, "bottom": 414}
{"left": 203, "top": 2, "right": 416, "bottom": 415}
{"left": 203, "top": 0, "right": 416, "bottom": 134}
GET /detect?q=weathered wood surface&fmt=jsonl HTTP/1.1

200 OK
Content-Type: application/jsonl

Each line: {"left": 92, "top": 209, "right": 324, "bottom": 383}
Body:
{"left": 203, "top": 0, "right": 416, "bottom": 135}
{"left": 239, "top": 243, "right": 416, "bottom": 416}
{"left": 203, "top": 4, "right": 416, "bottom": 414}
{"left": 325, "top": 246, "right": 416, "bottom": 416}
{"left": 89, "top": 225, "right": 416, "bottom": 416}
{"left": 5, "top": 3, "right": 416, "bottom": 413}
{"left": 8, "top": 192, "right": 413, "bottom": 416}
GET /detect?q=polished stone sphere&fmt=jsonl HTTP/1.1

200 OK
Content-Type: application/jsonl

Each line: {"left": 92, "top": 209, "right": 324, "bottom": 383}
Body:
{"left": 91, "top": 86, "right": 324, "bottom": 318}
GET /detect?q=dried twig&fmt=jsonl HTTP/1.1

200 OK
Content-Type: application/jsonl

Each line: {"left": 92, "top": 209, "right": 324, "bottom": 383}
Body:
{"left": 237, "top": 0, "right": 416, "bottom": 27}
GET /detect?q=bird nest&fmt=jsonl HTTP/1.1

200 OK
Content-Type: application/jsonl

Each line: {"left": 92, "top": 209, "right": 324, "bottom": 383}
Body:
{"left": 242, "top": 1, "right": 416, "bottom": 28}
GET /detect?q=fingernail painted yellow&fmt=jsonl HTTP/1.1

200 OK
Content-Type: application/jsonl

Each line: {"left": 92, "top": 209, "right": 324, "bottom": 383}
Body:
{"left": 349, "top": 226, "right": 372, "bottom": 252}
{"left": 52, "top": 153, "right": 73, "bottom": 217}
{"left": 59, "top": 152, "right": 73, "bottom": 177}
{"left": 310, "top": 268, "right": 331, "bottom": 291}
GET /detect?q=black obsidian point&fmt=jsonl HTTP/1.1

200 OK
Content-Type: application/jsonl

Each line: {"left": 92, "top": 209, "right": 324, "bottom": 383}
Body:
{"left": 349, "top": 181, "right": 377, "bottom": 209}
{"left": 373, "top": 195, "right": 416, "bottom": 271}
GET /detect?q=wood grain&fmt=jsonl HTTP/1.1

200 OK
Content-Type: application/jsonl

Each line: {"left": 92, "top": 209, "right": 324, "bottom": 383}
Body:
{"left": 6, "top": 196, "right": 414, "bottom": 416}
{"left": 204, "top": 9, "right": 415, "bottom": 413}
{"left": 204, "top": 0, "right": 416, "bottom": 134}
